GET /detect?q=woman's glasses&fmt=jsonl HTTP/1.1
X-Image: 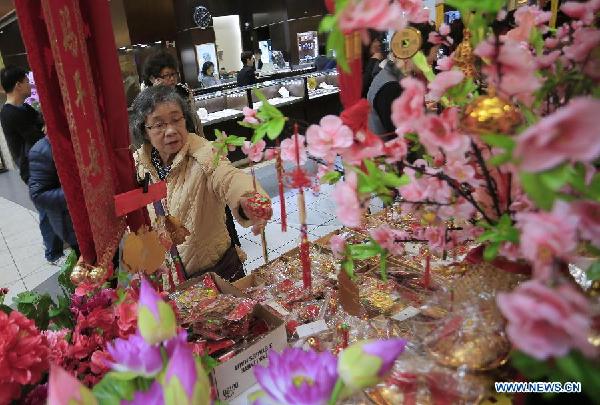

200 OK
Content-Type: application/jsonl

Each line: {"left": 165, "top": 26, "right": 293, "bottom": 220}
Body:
{"left": 145, "top": 115, "right": 185, "bottom": 134}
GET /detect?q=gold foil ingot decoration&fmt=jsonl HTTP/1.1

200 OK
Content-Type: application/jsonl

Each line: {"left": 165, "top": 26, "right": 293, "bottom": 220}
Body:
{"left": 461, "top": 91, "right": 523, "bottom": 135}
{"left": 70, "top": 263, "right": 89, "bottom": 285}
{"left": 453, "top": 29, "right": 476, "bottom": 79}
{"left": 307, "top": 76, "right": 318, "bottom": 91}
{"left": 88, "top": 266, "right": 108, "bottom": 284}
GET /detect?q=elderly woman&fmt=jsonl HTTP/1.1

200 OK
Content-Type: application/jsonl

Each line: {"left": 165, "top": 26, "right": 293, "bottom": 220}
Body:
{"left": 131, "top": 86, "right": 271, "bottom": 282}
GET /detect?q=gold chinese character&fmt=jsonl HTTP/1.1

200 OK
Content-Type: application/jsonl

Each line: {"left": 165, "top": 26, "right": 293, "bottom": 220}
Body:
{"left": 59, "top": 6, "right": 78, "bottom": 57}
{"left": 74, "top": 70, "right": 86, "bottom": 114}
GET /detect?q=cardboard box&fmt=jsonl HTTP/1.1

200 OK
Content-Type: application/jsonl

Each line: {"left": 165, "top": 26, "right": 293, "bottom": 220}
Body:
{"left": 174, "top": 273, "right": 288, "bottom": 402}
{"left": 232, "top": 272, "right": 267, "bottom": 291}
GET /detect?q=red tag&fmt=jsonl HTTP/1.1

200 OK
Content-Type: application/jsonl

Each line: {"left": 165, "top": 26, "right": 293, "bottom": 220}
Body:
{"left": 114, "top": 181, "right": 167, "bottom": 216}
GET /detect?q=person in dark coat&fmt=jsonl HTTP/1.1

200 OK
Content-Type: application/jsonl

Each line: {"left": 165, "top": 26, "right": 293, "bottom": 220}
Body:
{"left": 1, "top": 65, "right": 63, "bottom": 263}
{"left": 237, "top": 51, "right": 257, "bottom": 87}
{"left": 28, "top": 136, "right": 79, "bottom": 256}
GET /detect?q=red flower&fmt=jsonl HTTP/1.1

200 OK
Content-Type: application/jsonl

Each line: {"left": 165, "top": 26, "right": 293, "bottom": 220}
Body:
{"left": 0, "top": 311, "right": 48, "bottom": 402}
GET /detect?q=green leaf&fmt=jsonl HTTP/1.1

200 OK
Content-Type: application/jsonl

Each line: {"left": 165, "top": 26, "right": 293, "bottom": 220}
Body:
{"left": 411, "top": 51, "right": 435, "bottom": 82}
{"left": 480, "top": 134, "right": 516, "bottom": 151}
{"left": 342, "top": 259, "right": 355, "bottom": 280}
{"left": 0, "top": 304, "right": 12, "bottom": 314}
{"left": 483, "top": 242, "right": 500, "bottom": 261}
{"left": 320, "top": 171, "right": 342, "bottom": 185}
{"left": 529, "top": 27, "right": 544, "bottom": 55}
{"left": 381, "top": 172, "right": 409, "bottom": 188}
{"left": 57, "top": 250, "right": 77, "bottom": 294}
{"left": 511, "top": 351, "right": 548, "bottom": 380}
{"left": 92, "top": 373, "right": 136, "bottom": 405}
{"left": 587, "top": 261, "right": 600, "bottom": 281}
{"left": 201, "top": 354, "right": 219, "bottom": 374}
{"left": 520, "top": 172, "right": 555, "bottom": 210}
{"left": 319, "top": 15, "right": 337, "bottom": 32}
{"left": 348, "top": 242, "right": 383, "bottom": 260}
{"left": 539, "top": 164, "right": 575, "bottom": 191}
{"left": 327, "top": 27, "right": 348, "bottom": 72}
{"left": 446, "top": 0, "right": 504, "bottom": 12}
{"left": 226, "top": 136, "right": 246, "bottom": 147}
{"left": 488, "top": 152, "right": 512, "bottom": 166}
{"left": 444, "top": 78, "right": 478, "bottom": 106}
{"left": 14, "top": 291, "right": 38, "bottom": 304}
{"left": 253, "top": 124, "right": 269, "bottom": 143}
{"left": 266, "top": 117, "right": 286, "bottom": 140}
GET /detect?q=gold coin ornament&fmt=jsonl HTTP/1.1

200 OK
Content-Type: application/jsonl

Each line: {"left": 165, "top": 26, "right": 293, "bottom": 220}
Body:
{"left": 391, "top": 27, "right": 422, "bottom": 59}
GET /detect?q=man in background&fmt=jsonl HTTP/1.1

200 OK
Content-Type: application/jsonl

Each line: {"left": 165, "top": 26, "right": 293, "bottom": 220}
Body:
{"left": 0, "top": 65, "right": 63, "bottom": 264}
{"left": 237, "top": 51, "right": 257, "bottom": 87}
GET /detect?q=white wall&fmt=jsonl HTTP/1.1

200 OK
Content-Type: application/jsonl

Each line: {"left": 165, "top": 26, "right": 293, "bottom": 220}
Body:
{"left": 213, "top": 15, "right": 243, "bottom": 72}
{"left": 423, "top": 0, "right": 438, "bottom": 22}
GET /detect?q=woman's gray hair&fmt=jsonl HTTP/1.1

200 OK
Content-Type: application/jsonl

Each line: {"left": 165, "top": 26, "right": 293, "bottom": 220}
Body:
{"left": 129, "top": 85, "right": 192, "bottom": 148}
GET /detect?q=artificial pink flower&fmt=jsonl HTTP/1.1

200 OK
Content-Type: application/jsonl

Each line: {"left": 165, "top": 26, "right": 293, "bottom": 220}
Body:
{"left": 569, "top": 200, "right": 600, "bottom": 247}
{"left": 497, "top": 280, "right": 597, "bottom": 360}
{"left": 370, "top": 225, "right": 408, "bottom": 255}
{"left": 505, "top": 5, "right": 551, "bottom": 42}
{"left": 421, "top": 226, "right": 447, "bottom": 253}
{"left": 339, "top": 0, "right": 407, "bottom": 33}
{"left": 330, "top": 234, "right": 347, "bottom": 259}
{"left": 544, "top": 37, "right": 559, "bottom": 49}
{"left": 341, "top": 130, "right": 385, "bottom": 165}
{"left": 397, "top": 0, "right": 430, "bottom": 23}
{"left": 43, "top": 329, "right": 70, "bottom": 367}
{"left": 419, "top": 114, "right": 465, "bottom": 155}
{"left": 391, "top": 77, "right": 426, "bottom": 134}
{"left": 444, "top": 160, "right": 480, "bottom": 187}
{"left": 561, "top": 0, "right": 600, "bottom": 25}
{"left": 497, "top": 9, "right": 508, "bottom": 21}
{"left": 436, "top": 55, "right": 454, "bottom": 71}
{"left": 428, "top": 24, "right": 452, "bottom": 46}
{"left": 536, "top": 50, "right": 561, "bottom": 69}
{"left": 242, "top": 106, "right": 259, "bottom": 124}
{"left": 516, "top": 201, "right": 578, "bottom": 280}
{"left": 383, "top": 136, "right": 409, "bottom": 163}
{"left": 264, "top": 148, "right": 277, "bottom": 160}
{"left": 563, "top": 27, "right": 600, "bottom": 63}
{"left": 427, "top": 70, "right": 464, "bottom": 101}
{"left": 306, "top": 115, "right": 354, "bottom": 163}
{"left": 332, "top": 172, "right": 363, "bottom": 228}
{"left": 476, "top": 38, "right": 541, "bottom": 105}
{"left": 514, "top": 97, "right": 600, "bottom": 172}
{"left": 242, "top": 140, "right": 266, "bottom": 163}
{"left": 280, "top": 135, "right": 307, "bottom": 164}
{"left": 438, "top": 198, "right": 476, "bottom": 221}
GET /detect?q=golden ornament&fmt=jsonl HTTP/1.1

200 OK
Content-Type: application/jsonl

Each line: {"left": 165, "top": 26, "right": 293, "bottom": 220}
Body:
{"left": 307, "top": 76, "right": 318, "bottom": 91}
{"left": 122, "top": 226, "right": 168, "bottom": 275}
{"left": 391, "top": 27, "right": 422, "bottom": 59}
{"left": 453, "top": 29, "right": 476, "bottom": 79}
{"left": 461, "top": 92, "right": 523, "bottom": 135}
{"left": 88, "top": 266, "right": 108, "bottom": 284}
{"left": 70, "top": 264, "right": 88, "bottom": 285}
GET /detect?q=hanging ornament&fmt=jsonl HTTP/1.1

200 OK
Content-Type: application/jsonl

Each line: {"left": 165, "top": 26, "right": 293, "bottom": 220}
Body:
{"left": 70, "top": 263, "right": 90, "bottom": 285}
{"left": 275, "top": 143, "right": 288, "bottom": 232}
{"left": 461, "top": 90, "right": 523, "bottom": 135}
{"left": 453, "top": 29, "right": 476, "bottom": 79}
{"left": 87, "top": 266, "right": 108, "bottom": 284}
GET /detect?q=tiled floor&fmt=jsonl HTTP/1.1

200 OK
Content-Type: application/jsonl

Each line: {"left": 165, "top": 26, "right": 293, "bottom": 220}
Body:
{"left": 0, "top": 159, "right": 345, "bottom": 303}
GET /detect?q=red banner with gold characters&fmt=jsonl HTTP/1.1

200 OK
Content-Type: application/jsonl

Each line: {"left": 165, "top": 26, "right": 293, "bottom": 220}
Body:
{"left": 14, "top": 0, "right": 148, "bottom": 266}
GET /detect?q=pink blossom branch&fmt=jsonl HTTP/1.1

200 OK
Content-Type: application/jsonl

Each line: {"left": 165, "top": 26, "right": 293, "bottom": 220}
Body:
{"left": 470, "top": 140, "right": 502, "bottom": 218}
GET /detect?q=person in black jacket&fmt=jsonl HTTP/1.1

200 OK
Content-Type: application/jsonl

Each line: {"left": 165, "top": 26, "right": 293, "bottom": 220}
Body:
{"left": 1, "top": 65, "right": 63, "bottom": 263}
{"left": 28, "top": 136, "right": 79, "bottom": 256}
{"left": 237, "top": 51, "right": 257, "bottom": 87}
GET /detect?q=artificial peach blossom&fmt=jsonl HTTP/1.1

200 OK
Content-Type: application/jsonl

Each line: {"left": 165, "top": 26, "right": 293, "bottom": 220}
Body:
{"left": 497, "top": 280, "right": 597, "bottom": 360}
{"left": 280, "top": 135, "right": 307, "bottom": 164}
{"left": 242, "top": 140, "right": 266, "bottom": 163}
{"left": 330, "top": 234, "right": 347, "bottom": 259}
{"left": 306, "top": 115, "right": 354, "bottom": 163}
{"left": 561, "top": 0, "right": 600, "bottom": 25}
{"left": 332, "top": 172, "right": 363, "bottom": 228}
{"left": 505, "top": 5, "right": 551, "bottom": 42}
{"left": 383, "top": 136, "right": 409, "bottom": 163}
{"left": 370, "top": 225, "right": 408, "bottom": 255}
{"left": 427, "top": 70, "right": 464, "bottom": 101}
{"left": 397, "top": 0, "right": 430, "bottom": 23}
{"left": 516, "top": 201, "right": 578, "bottom": 280}
{"left": 563, "top": 27, "right": 600, "bottom": 63}
{"left": 339, "top": 0, "right": 407, "bottom": 34}
{"left": 242, "top": 106, "right": 259, "bottom": 124}
{"left": 391, "top": 77, "right": 426, "bottom": 134}
{"left": 436, "top": 55, "right": 454, "bottom": 71}
{"left": 569, "top": 200, "right": 600, "bottom": 247}
{"left": 514, "top": 97, "right": 600, "bottom": 172}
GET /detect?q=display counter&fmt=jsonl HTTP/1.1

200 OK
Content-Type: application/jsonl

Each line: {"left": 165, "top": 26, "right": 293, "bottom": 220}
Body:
{"left": 194, "top": 69, "right": 341, "bottom": 163}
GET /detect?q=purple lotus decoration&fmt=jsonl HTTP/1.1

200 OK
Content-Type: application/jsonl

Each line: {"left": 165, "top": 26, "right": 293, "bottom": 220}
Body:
{"left": 252, "top": 348, "right": 338, "bottom": 405}
{"left": 106, "top": 334, "right": 163, "bottom": 377}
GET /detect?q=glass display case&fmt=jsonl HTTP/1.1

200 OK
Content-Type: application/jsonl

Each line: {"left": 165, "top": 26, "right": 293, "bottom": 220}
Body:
{"left": 193, "top": 87, "right": 247, "bottom": 127}
{"left": 305, "top": 69, "right": 340, "bottom": 100}
{"left": 250, "top": 77, "right": 306, "bottom": 109}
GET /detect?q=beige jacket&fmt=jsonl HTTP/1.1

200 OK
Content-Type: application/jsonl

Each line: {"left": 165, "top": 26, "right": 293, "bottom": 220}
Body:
{"left": 134, "top": 134, "right": 266, "bottom": 276}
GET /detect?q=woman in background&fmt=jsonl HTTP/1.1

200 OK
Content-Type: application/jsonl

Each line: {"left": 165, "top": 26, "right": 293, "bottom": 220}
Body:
{"left": 198, "top": 61, "right": 221, "bottom": 88}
